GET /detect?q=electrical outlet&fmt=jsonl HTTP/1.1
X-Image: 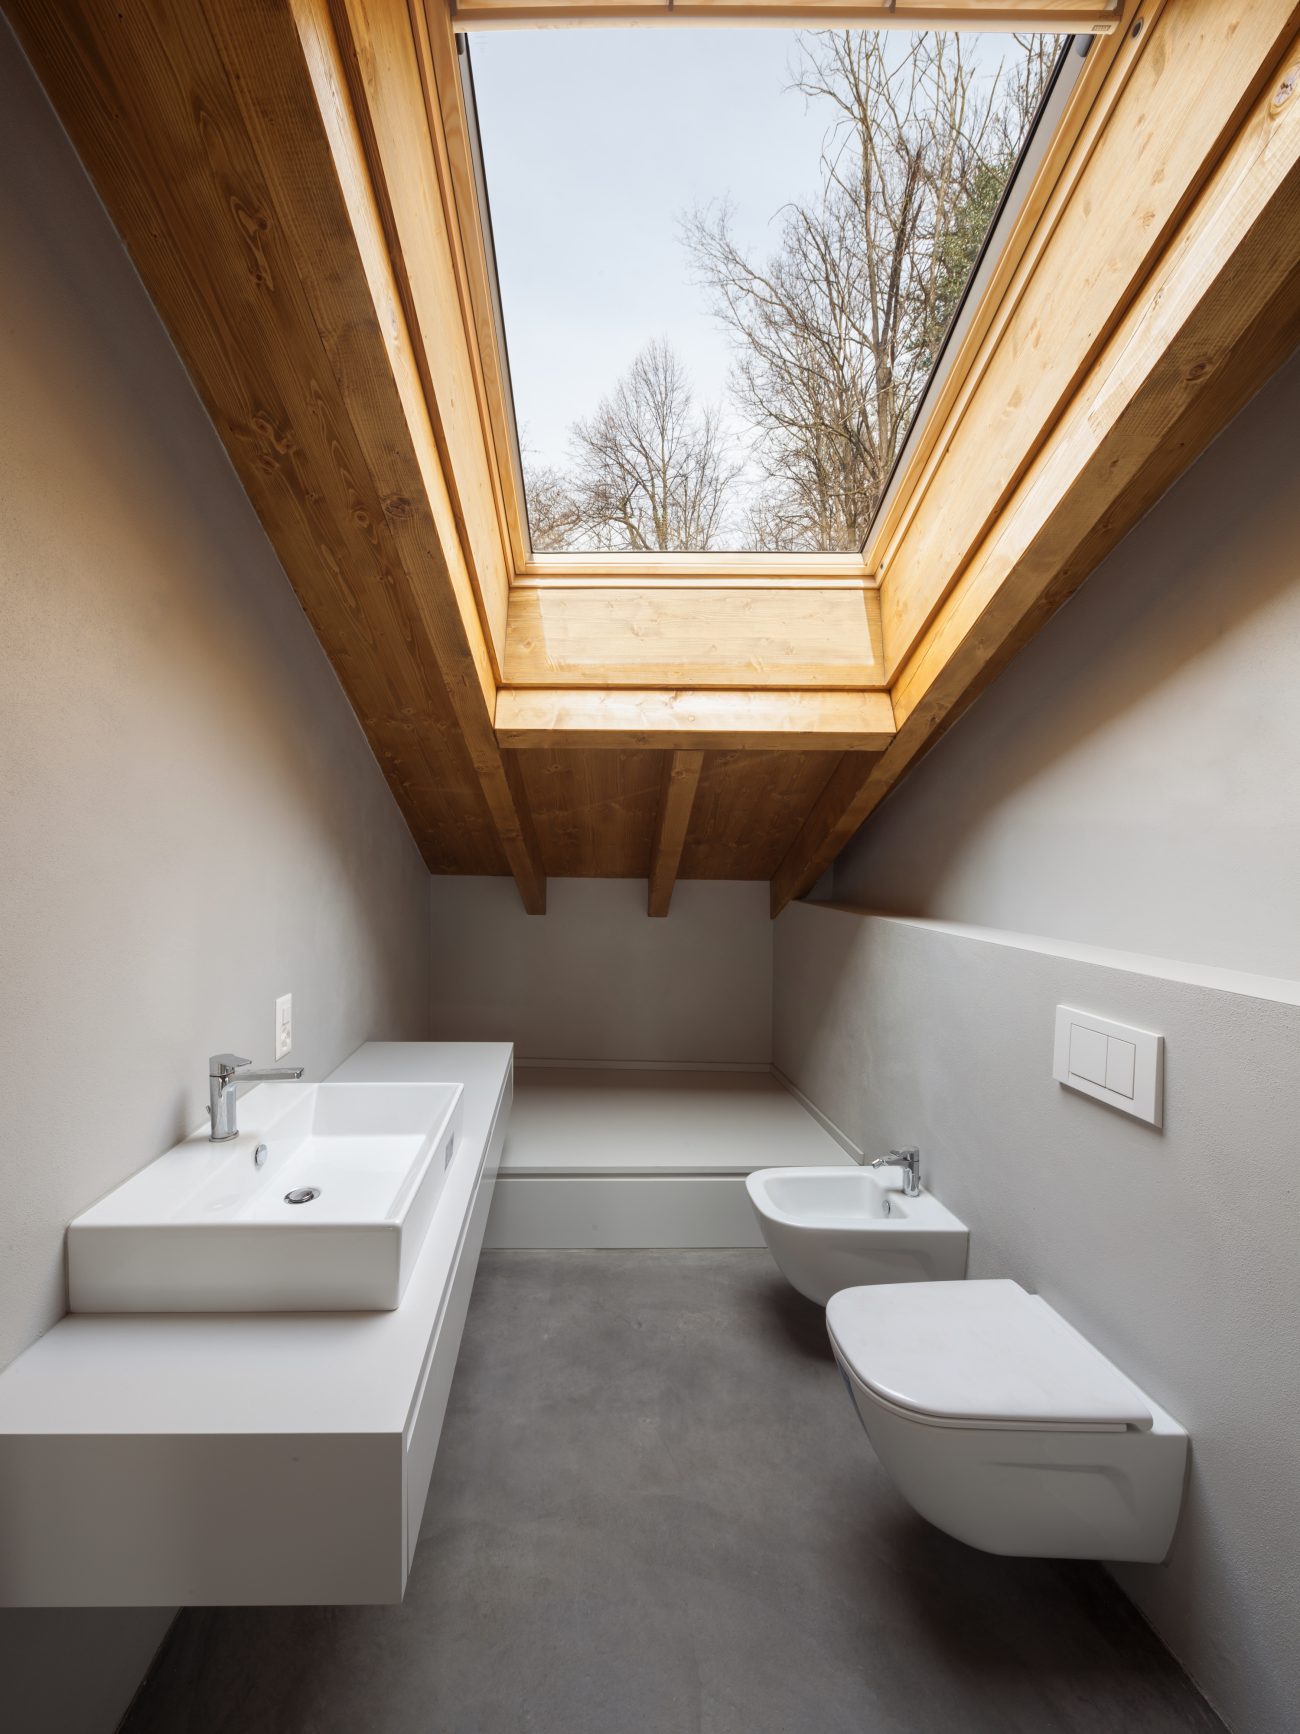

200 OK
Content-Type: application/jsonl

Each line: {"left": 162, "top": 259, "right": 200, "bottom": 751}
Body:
{"left": 275, "top": 993, "right": 293, "bottom": 1060}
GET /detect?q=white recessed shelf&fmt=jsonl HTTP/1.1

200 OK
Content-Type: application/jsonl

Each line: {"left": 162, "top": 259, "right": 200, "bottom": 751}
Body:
{"left": 486, "top": 1066, "right": 854, "bottom": 1249}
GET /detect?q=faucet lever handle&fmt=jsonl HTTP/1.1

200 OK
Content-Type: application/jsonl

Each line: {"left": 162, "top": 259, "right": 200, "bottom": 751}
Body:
{"left": 889, "top": 1147, "right": 919, "bottom": 1160}
{"left": 209, "top": 1053, "right": 251, "bottom": 1080}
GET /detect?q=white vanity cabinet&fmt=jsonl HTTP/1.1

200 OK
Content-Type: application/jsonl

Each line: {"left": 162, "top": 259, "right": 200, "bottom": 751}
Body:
{"left": 0, "top": 1044, "right": 511, "bottom": 1607}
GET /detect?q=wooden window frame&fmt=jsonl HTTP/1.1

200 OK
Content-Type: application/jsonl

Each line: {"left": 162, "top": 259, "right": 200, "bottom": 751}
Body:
{"left": 449, "top": 4, "right": 1122, "bottom": 38}
{"left": 416, "top": 0, "right": 1124, "bottom": 599}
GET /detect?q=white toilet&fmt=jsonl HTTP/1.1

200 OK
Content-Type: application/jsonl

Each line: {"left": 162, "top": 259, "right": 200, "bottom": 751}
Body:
{"left": 746, "top": 1166, "right": 969, "bottom": 1306}
{"left": 827, "top": 1279, "right": 1188, "bottom": 1562}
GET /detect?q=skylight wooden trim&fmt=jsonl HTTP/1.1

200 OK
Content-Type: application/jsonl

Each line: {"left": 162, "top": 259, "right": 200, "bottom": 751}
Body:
{"left": 871, "top": 0, "right": 1288, "bottom": 680}
{"left": 860, "top": 11, "right": 1130, "bottom": 591}
{"left": 516, "top": 572, "right": 877, "bottom": 589}
{"left": 520, "top": 553, "right": 873, "bottom": 582}
{"left": 451, "top": 2, "right": 1121, "bottom": 33}
{"left": 771, "top": 7, "right": 1300, "bottom": 912}
{"left": 332, "top": 0, "right": 517, "bottom": 666}
{"left": 503, "top": 582, "right": 886, "bottom": 687}
{"left": 868, "top": 0, "right": 1155, "bottom": 673}
{"left": 495, "top": 688, "right": 897, "bottom": 749}
{"left": 417, "top": 0, "right": 534, "bottom": 574}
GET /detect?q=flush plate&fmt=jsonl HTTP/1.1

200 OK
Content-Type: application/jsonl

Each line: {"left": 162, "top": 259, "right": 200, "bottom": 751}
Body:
{"left": 1053, "top": 1006, "right": 1163, "bottom": 1127}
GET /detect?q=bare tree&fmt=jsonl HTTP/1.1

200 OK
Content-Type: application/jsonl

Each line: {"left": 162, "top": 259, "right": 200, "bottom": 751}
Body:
{"left": 683, "top": 31, "right": 1062, "bottom": 551}
{"left": 926, "top": 32, "right": 1061, "bottom": 354}
{"left": 996, "top": 32, "right": 1062, "bottom": 162}
{"left": 542, "top": 339, "right": 737, "bottom": 552}
{"left": 521, "top": 459, "right": 583, "bottom": 553}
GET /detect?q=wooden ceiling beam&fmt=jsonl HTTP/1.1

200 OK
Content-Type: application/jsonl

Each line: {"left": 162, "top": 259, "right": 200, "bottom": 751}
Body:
{"left": 648, "top": 752, "right": 705, "bottom": 918}
{"left": 8, "top": 0, "right": 547, "bottom": 911}
{"left": 495, "top": 688, "right": 896, "bottom": 751}
{"left": 772, "top": 15, "right": 1300, "bottom": 913}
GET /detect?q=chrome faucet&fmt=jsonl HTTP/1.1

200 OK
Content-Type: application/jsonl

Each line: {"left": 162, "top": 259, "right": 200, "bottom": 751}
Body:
{"left": 208, "top": 1053, "right": 304, "bottom": 1141}
{"left": 871, "top": 1146, "right": 922, "bottom": 1197}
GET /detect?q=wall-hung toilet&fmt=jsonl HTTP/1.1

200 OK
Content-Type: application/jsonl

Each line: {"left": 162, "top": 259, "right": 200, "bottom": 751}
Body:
{"left": 746, "top": 1166, "right": 968, "bottom": 1306}
{"left": 827, "top": 1279, "right": 1188, "bottom": 1563}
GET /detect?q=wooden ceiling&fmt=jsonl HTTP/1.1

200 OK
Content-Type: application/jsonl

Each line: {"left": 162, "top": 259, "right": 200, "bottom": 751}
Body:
{"left": 8, "top": 0, "right": 1300, "bottom": 914}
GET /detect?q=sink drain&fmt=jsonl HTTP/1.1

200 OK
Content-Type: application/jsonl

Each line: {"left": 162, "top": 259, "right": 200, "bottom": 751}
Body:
{"left": 285, "top": 1186, "right": 321, "bottom": 1205}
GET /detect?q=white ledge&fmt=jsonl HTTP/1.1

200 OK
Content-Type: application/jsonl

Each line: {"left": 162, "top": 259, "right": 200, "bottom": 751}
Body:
{"left": 800, "top": 902, "right": 1300, "bottom": 1009}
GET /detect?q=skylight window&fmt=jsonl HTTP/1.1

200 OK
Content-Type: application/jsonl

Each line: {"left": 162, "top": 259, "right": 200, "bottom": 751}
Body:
{"left": 466, "top": 27, "right": 1066, "bottom": 557}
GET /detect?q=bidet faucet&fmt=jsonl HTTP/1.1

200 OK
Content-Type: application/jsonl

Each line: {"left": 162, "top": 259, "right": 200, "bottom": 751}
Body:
{"left": 871, "top": 1147, "right": 921, "bottom": 1197}
{"left": 208, "top": 1053, "right": 304, "bottom": 1142}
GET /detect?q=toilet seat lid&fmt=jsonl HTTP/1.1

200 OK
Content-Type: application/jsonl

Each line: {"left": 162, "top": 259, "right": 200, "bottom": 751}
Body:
{"left": 826, "top": 1280, "right": 1153, "bottom": 1431}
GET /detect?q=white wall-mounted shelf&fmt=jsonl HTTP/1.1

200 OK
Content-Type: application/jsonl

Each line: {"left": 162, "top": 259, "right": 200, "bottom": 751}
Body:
{"left": 0, "top": 1043, "right": 513, "bottom": 1608}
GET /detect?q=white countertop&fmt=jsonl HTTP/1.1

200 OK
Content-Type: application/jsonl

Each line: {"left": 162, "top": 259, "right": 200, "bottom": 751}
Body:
{"left": 504, "top": 1066, "right": 854, "bottom": 1175}
{"left": 0, "top": 1043, "right": 512, "bottom": 1440}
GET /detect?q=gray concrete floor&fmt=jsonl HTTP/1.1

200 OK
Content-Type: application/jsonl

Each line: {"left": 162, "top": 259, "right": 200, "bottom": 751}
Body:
{"left": 122, "top": 1252, "right": 1223, "bottom": 1734}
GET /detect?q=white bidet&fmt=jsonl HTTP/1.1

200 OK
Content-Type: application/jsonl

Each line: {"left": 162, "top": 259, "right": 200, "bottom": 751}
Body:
{"left": 746, "top": 1165, "right": 969, "bottom": 1305}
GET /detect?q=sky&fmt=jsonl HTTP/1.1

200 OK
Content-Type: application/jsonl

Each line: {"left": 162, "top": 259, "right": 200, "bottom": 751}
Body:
{"left": 468, "top": 27, "right": 1043, "bottom": 498}
{"left": 469, "top": 29, "right": 830, "bottom": 474}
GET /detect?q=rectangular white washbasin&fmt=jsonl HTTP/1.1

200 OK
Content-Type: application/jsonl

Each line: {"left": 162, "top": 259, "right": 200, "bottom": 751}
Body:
{"left": 68, "top": 1081, "right": 463, "bottom": 1312}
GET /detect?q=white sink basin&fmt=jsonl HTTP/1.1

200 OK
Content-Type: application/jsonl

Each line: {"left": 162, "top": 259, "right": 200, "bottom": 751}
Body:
{"left": 68, "top": 1081, "right": 463, "bottom": 1312}
{"left": 746, "top": 1165, "right": 969, "bottom": 1305}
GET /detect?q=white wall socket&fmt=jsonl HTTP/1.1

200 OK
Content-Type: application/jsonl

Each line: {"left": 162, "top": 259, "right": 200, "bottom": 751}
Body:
{"left": 275, "top": 993, "right": 293, "bottom": 1061}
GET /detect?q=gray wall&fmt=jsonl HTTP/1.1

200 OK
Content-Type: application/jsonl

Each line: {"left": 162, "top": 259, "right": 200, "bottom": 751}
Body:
{"left": 429, "top": 876, "right": 773, "bottom": 1064}
{"left": 775, "top": 355, "right": 1300, "bottom": 1734}
{"left": 0, "top": 22, "right": 430, "bottom": 1733}
{"left": 835, "top": 348, "right": 1300, "bottom": 981}
{"left": 773, "top": 905, "right": 1299, "bottom": 1734}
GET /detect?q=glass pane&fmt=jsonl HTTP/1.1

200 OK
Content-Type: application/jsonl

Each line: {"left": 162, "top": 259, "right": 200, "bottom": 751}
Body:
{"left": 469, "top": 28, "right": 1065, "bottom": 555}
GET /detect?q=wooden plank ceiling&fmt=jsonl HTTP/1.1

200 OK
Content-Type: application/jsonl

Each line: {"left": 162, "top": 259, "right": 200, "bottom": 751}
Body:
{"left": 8, "top": 0, "right": 1300, "bottom": 915}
